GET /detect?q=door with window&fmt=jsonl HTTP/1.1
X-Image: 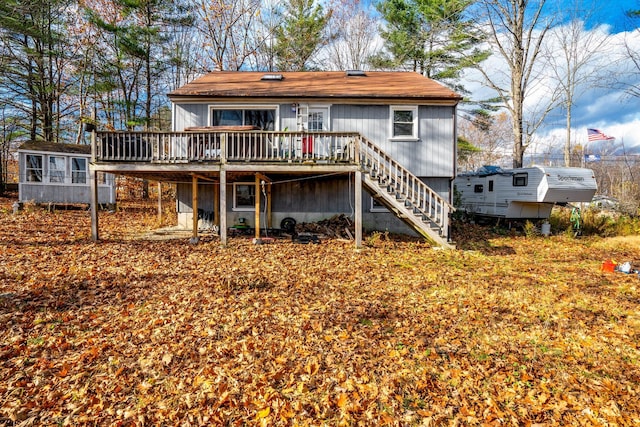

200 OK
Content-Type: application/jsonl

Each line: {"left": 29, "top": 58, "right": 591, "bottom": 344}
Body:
{"left": 305, "top": 107, "right": 329, "bottom": 157}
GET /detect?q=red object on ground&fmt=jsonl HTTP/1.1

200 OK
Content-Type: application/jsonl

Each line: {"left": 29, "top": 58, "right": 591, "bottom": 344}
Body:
{"left": 601, "top": 260, "right": 616, "bottom": 272}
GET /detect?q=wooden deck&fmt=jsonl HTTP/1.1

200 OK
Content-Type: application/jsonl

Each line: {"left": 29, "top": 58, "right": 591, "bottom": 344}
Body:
{"left": 90, "top": 130, "right": 455, "bottom": 248}
{"left": 94, "top": 130, "right": 358, "bottom": 165}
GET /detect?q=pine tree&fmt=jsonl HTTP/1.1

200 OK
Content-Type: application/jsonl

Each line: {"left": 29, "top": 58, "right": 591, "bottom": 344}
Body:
{"left": 273, "top": 0, "right": 333, "bottom": 71}
{"left": 0, "top": 0, "right": 72, "bottom": 142}
{"left": 373, "top": 0, "right": 488, "bottom": 93}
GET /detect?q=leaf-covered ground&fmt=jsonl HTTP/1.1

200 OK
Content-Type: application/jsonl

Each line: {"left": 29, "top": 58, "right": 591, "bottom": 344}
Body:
{"left": 1, "top": 198, "right": 639, "bottom": 426}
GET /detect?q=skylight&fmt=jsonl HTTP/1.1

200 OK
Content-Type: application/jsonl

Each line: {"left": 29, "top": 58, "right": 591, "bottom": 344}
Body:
{"left": 346, "top": 70, "right": 366, "bottom": 77}
{"left": 261, "top": 73, "right": 284, "bottom": 81}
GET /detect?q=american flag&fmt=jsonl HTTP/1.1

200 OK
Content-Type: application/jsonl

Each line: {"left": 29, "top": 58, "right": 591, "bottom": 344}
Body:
{"left": 587, "top": 128, "right": 615, "bottom": 142}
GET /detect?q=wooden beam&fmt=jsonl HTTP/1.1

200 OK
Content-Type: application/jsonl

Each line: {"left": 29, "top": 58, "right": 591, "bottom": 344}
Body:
{"left": 220, "top": 169, "right": 227, "bottom": 246}
{"left": 355, "top": 170, "right": 362, "bottom": 248}
{"left": 157, "top": 182, "right": 162, "bottom": 224}
{"left": 213, "top": 182, "right": 219, "bottom": 228}
{"left": 90, "top": 168, "right": 99, "bottom": 241}
{"left": 192, "top": 175, "right": 198, "bottom": 240}
{"left": 254, "top": 174, "right": 261, "bottom": 240}
{"left": 266, "top": 181, "right": 272, "bottom": 229}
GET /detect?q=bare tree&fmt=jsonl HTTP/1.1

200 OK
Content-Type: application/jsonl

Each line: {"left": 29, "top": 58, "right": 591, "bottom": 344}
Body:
{"left": 325, "top": 0, "right": 378, "bottom": 71}
{"left": 622, "top": 6, "right": 640, "bottom": 98}
{"left": 473, "top": 0, "right": 557, "bottom": 168}
{"left": 458, "top": 111, "right": 513, "bottom": 170}
{"left": 545, "top": 1, "right": 611, "bottom": 166}
{"left": 194, "top": 0, "right": 264, "bottom": 71}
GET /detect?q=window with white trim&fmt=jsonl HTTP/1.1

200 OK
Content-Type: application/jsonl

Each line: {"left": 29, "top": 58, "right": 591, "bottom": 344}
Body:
{"left": 370, "top": 197, "right": 388, "bottom": 212}
{"left": 211, "top": 107, "right": 276, "bottom": 130}
{"left": 390, "top": 105, "right": 418, "bottom": 139}
{"left": 71, "top": 158, "right": 87, "bottom": 184}
{"left": 49, "top": 156, "right": 65, "bottom": 183}
{"left": 26, "top": 155, "right": 43, "bottom": 182}
{"left": 233, "top": 182, "right": 255, "bottom": 210}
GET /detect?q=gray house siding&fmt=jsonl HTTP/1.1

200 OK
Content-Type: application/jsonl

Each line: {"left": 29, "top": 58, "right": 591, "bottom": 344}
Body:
{"left": 175, "top": 176, "right": 434, "bottom": 235}
{"left": 20, "top": 184, "right": 115, "bottom": 205}
{"left": 173, "top": 103, "right": 209, "bottom": 130}
{"left": 171, "top": 99, "right": 455, "bottom": 236}
{"left": 173, "top": 103, "right": 455, "bottom": 178}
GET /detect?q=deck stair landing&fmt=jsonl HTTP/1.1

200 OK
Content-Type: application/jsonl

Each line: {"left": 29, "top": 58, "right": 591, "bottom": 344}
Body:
{"left": 358, "top": 137, "right": 455, "bottom": 249}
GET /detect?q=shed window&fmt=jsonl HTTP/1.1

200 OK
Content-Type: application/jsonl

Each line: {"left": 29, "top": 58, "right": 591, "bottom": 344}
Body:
{"left": 233, "top": 182, "right": 255, "bottom": 210}
{"left": 212, "top": 109, "right": 275, "bottom": 130}
{"left": 474, "top": 184, "right": 483, "bottom": 193}
{"left": 513, "top": 173, "right": 528, "bottom": 187}
{"left": 49, "top": 156, "right": 65, "bottom": 183}
{"left": 26, "top": 155, "right": 43, "bottom": 182}
{"left": 390, "top": 106, "right": 418, "bottom": 139}
{"left": 72, "top": 158, "right": 87, "bottom": 184}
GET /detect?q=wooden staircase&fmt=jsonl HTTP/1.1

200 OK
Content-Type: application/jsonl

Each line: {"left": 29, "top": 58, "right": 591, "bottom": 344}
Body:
{"left": 358, "top": 137, "right": 455, "bottom": 249}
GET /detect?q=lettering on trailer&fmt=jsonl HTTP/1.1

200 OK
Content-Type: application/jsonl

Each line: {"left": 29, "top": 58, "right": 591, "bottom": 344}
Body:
{"left": 557, "top": 175, "right": 585, "bottom": 182}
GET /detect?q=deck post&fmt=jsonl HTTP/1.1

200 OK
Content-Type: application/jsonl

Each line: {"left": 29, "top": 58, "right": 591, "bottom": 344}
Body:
{"left": 90, "top": 126, "right": 99, "bottom": 241}
{"left": 219, "top": 169, "right": 227, "bottom": 246}
{"left": 192, "top": 176, "right": 198, "bottom": 241}
{"left": 157, "top": 182, "right": 162, "bottom": 223}
{"left": 254, "top": 174, "right": 261, "bottom": 240}
{"left": 90, "top": 168, "right": 99, "bottom": 241}
{"left": 213, "top": 182, "right": 219, "bottom": 228}
{"left": 355, "top": 170, "right": 362, "bottom": 248}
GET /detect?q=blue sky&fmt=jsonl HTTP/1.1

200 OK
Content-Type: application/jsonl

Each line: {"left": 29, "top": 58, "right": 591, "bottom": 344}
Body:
{"left": 589, "top": 0, "right": 634, "bottom": 33}
{"left": 361, "top": 0, "right": 639, "bottom": 152}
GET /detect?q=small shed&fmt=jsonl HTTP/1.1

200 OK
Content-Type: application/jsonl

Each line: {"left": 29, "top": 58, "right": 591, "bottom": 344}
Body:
{"left": 18, "top": 142, "right": 116, "bottom": 206}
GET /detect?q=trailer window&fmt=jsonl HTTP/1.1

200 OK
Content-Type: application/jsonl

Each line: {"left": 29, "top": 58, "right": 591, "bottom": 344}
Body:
{"left": 474, "top": 184, "right": 483, "bottom": 193}
{"left": 488, "top": 180, "right": 494, "bottom": 192}
{"left": 513, "top": 173, "right": 528, "bottom": 187}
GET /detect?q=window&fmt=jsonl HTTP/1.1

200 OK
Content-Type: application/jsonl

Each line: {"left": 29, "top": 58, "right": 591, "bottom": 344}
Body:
{"left": 513, "top": 173, "right": 528, "bottom": 187}
{"left": 72, "top": 158, "right": 87, "bottom": 184}
{"left": 474, "top": 184, "right": 484, "bottom": 193}
{"left": 390, "top": 106, "right": 418, "bottom": 139}
{"left": 488, "top": 180, "right": 494, "bottom": 192}
{"left": 26, "top": 155, "right": 43, "bottom": 182}
{"left": 370, "top": 197, "right": 387, "bottom": 212}
{"left": 233, "top": 183, "right": 255, "bottom": 210}
{"left": 49, "top": 156, "right": 65, "bottom": 183}
{"left": 212, "top": 108, "right": 276, "bottom": 130}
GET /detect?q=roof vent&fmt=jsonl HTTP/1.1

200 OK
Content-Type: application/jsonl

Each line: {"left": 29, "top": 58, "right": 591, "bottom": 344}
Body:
{"left": 261, "top": 73, "right": 284, "bottom": 81}
{"left": 346, "top": 70, "right": 366, "bottom": 77}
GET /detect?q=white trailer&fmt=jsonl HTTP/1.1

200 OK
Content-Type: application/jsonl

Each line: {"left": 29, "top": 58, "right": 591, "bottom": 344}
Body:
{"left": 454, "top": 165, "right": 597, "bottom": 219}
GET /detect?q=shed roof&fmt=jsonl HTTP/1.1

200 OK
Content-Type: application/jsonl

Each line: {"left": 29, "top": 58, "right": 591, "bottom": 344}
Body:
{"left": 18, "top": 141, "right": 91, "bottom": 155}
{"left": 168, "top": 71, "right": 461, "bottom": 103}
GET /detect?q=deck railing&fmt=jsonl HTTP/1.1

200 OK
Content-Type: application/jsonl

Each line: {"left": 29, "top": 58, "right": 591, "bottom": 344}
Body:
{"left": 94, "top": 131, "right": 360, "bottom": 164}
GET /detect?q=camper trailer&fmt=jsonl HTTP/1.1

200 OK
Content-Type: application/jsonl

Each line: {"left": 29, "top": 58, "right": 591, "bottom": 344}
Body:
{"left": 454, "top": 165, "right": 597, "bottom": 219}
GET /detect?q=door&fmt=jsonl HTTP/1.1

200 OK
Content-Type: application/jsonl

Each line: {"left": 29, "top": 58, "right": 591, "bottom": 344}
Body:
{"left": 307, "top": 107, "right": 329, "bottom": 156}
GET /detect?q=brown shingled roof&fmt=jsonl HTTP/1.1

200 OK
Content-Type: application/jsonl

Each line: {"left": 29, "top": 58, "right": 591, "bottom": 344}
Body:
{"left": 168, "top": 71, "right": 461, "bottom": 102}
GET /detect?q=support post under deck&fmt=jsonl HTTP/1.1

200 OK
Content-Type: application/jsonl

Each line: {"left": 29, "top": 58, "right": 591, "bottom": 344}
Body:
{"left": 355, "top": 170, "right": 362, "bottom": 248}
{"left": 219, "top": 169, "right": 227, "bottom": 246}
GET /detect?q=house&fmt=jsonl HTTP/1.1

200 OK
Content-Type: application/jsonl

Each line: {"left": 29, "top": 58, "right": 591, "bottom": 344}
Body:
{"left": 90, "top": 71, "right": 462, "bottom": 247}
{"left": 18, "top": 142, "right": 116, "bottom": 206}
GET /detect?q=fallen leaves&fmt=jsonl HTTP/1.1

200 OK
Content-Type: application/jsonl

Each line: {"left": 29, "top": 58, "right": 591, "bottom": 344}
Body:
{"left": 0, "top": 199, "right": 639, "bottom": 425}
